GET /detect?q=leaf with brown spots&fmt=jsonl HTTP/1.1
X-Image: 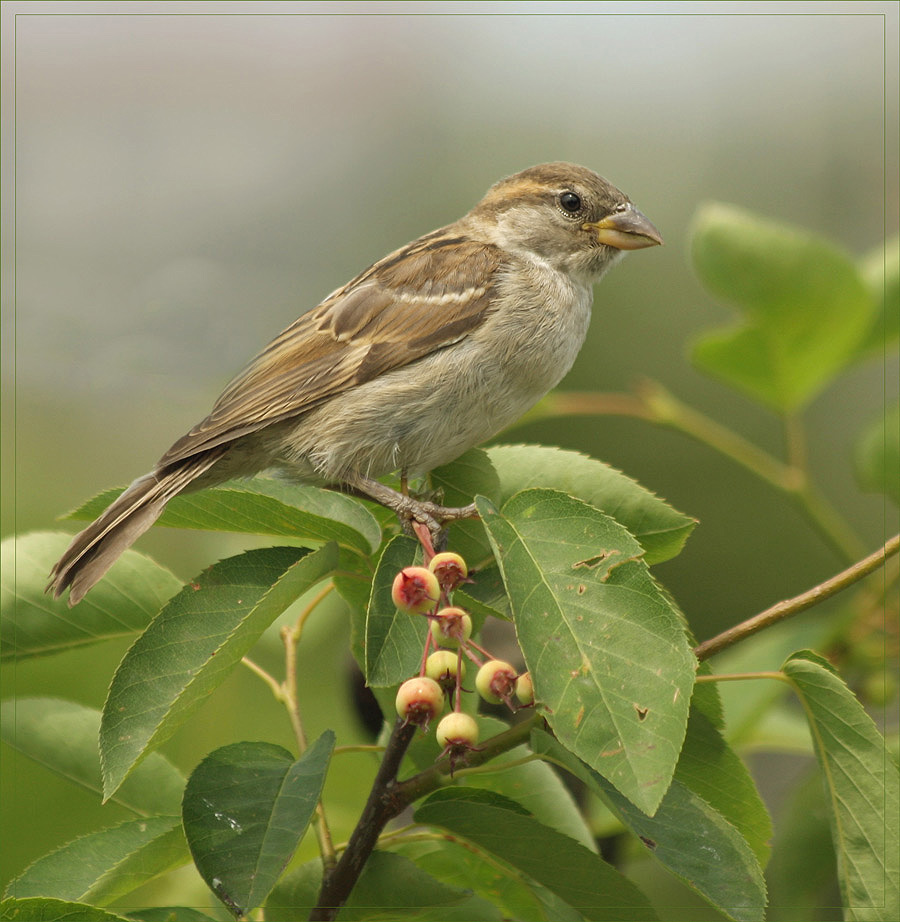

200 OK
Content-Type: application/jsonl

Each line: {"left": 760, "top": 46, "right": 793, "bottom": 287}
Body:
{"left": 477, "top": 488, "right": 695, "bottom": 815}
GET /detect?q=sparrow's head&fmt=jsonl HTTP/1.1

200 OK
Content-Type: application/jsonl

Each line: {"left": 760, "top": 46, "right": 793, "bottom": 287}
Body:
{"left": 468, "top": 162, "right": 662, "bottom": 282}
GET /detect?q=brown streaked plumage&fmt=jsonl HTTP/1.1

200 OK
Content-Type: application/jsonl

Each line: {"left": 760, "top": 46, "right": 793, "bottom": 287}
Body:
{"left": 161, "top": 237, "right": 501, "bottom": 466}
{"left": 49, "top": 162, "right": 662, "bottom": 604}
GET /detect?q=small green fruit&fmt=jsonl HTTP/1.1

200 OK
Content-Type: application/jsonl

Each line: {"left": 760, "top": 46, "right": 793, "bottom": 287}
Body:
{"left": 429, "top": 606, "right": 473, "bottom": 648}
{"left": 436, "top": 711, "right": 479, "bottom": 749}
{"left": 515, "top": 671, "right": 534, "bottom": 706}
{"left": 475, "top": 660, "right": 517, "bottom": 704}
{"left": 426, "top": 650, "right": 465, "bottom": 684}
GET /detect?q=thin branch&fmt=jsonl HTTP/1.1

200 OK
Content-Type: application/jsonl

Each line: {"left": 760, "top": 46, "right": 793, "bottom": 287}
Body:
{"left": 393, "top": 713, "right": 539, "bottom": 807}
{"left": 240, "top": 656, "right": 284, "bottom": 700}
{"left": 783, "top": 411, "right": 808, "bottom": 475}
{"left": 333, "top": 744, "right": 386, "bottom": 756}
{"left": 514, "top": 384, "right": 796, "bottom": 492}
{"left": 511, "top": 381, "right": 866, "bottom": 562}
{"left": 295, "top": 582, "right": 335, "bottom": 633}
{"left": 280, "top": 624, "right": 337, "bottom": 873}
{"left": 694, "top": 534, "right": 899, "bottom": 661}
{"left": 695, "top": 671, "right": 790, "bottom": 684}
{"left": 281, "top": 626, "right": 308, "bottom": 750}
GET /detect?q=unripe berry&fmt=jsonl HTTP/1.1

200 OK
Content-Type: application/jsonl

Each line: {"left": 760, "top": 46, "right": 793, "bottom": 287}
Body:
{"left": 428, "top": 552, "right": 468, "bottom": 592}
{"left": 395, "top": 676, "right": 444, "bottom": 727}
{"left": 429, "top": 607, "right": 473, "bottom": 648}
{"left": 475, "top": 660, "right": 518, "bottom": 705}
{"left": 436, "top": 711, "right": 479, "bottom": 749}
{"left": 425, "top": 650, "right": 465, "bottom": 687}
{"left": 515, "top": 671, "right": 534, "bottom": 706}
{"left": 391, "top": 566, "right": 440, "bottom": 615}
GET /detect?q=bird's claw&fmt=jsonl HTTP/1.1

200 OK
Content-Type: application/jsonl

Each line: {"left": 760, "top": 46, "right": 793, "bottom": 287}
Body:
{"left": 397, "top": 498, "right": 479, "bottom": 553}
{"left": 341, "top": 474, "right": 478, "bottom": 551}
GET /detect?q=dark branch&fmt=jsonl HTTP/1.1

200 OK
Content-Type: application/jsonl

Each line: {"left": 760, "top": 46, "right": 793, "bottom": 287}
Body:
{"left": 309, "top": 719, "right": 417, "bottom": 921}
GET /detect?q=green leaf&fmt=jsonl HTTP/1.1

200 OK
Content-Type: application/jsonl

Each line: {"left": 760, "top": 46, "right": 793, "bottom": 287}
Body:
{"left": 460, "top": 715, "right": 596, "bottom": 851}
{"left": 602, "top": 781, "right": 766, "bottom": 922}
{"left": 0, "top": 698, "right": 184, "bottom": 816}
{"left": 856, "top": 235, "right": 900, "bottom": 356}
{"left": 1, "top": 533, "right": 181, "bottom": 662}
{"left": 478, "top": 489, "right": 695, "bottom": 814}
{"left": 5, "top": 817, "right": 187, "bottom": 906}
{"left": 414, "top": 787, "right": 658, "bottom": 921}
{"left": 690, "top": 662, "right": 726, "bottom": 730}
{"left": 0, "top": 898, "right": 133, "bottom": 922}
{"left": 675, "top": 707, "right": 772, "bottom": 867}
{"left": 691, "top": 202, "right": 875, "bottom": 411}
{"left": 268, "top": 852, "right": 487, "bottom": 922}
{"left": 388, "top": 837, "right": 557, "bottom": 922}
{"left": 364, "top": 536, "right": 428, "bottom": 688}
{"left": 336, "top": 850, "right": 477, "bottom": 921}
{"left": 126, "top": 910, "right": 218, "bottom": 921}
{"left": 264, "top": 861, "right": 320, "bottom": 922}
{"left": 783, "top": 650, "right": 899, "bottom": 921}
{"left": 855, "top": 403, "right": 900, "bottom": 506}
{"left": 182, "top": 734, "right": 334, "bottom": 918}
{"left": 332, "top": 563, "right": 377, "bottom": 675}
{"left": 100, "top": 543, "right": 338, "bottom": 799}
{"left": 533, "top": 727, "right": 768, "bottom": 922}
{"left": 485, "top": 445, "right": 696, "bottom": 565}
{"left": 453, "top": 566, "right": 511, "bottom": 623}
{"left": 69, "top": 478, "right": 381, "bottom": 555}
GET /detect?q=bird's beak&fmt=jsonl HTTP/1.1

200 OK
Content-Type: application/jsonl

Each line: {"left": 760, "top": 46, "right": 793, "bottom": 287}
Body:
{"left": 585, "top": 205, "right": 663, "bottom": 250}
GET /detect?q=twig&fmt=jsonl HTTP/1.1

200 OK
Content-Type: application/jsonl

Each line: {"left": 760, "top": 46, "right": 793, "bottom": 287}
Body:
{"left": 694, "top": 534, "right": 899, "bottom": 661}
{"left": 296, "top": 583, "right": 335, "bottom": 633}
{"left": 281, "top": 624, "right": 337, "bottom": 873}
{"left": 240, "top": 656, "right": 283, "bottom": 699}
{"left": 392, "top": 713, "right": 539, "bottom": 806}
{"left": 515, "top": 384, "right": 795, "bottom": 492}
{"left": 513, "top": 381, "right": 867, "bottom": 562}
{"left": 310, "top": 719, "right": 417, "bottom": 921}
{"left": 281, "top": 626, "right": 308, "bottom": 751}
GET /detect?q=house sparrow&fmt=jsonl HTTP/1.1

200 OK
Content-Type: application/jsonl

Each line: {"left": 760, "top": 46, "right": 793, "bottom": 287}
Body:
{"left": 49, "top": 162, "right": 662, "bottom": 605}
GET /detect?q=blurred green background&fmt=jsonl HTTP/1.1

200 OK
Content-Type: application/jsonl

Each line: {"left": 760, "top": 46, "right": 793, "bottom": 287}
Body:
{"left": 2, "top": 2, "right": 897, "bottom": 912}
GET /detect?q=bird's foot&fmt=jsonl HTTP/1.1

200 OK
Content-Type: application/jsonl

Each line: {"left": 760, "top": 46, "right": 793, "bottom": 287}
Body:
{"left": 343, "top": 475, "right": 478, "bottom": 550}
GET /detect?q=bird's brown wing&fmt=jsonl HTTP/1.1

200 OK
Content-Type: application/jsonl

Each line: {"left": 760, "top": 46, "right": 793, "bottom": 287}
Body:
{"left": 158, "top": 231, "right": 502, "bottom": 466}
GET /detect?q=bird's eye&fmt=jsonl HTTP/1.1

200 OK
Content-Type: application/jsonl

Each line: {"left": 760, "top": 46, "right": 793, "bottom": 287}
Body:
{"left": 558, "top": 191, "right": 582, "bottom": 215}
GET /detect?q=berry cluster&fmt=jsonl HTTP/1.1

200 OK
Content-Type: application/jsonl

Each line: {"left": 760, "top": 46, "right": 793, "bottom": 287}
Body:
{"left": 391, "top": 544, "right": 533, "bottom": 769}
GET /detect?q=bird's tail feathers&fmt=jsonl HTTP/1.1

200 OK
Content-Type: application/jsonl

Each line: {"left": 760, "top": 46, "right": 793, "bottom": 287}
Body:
{"left": 48, "top": 451, "right": 223, "bottom": 606}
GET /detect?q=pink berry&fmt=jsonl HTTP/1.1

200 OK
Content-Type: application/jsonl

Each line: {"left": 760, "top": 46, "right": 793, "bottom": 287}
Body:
{"left": 391, "top": 566, "right": 440, "bottom": 615}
